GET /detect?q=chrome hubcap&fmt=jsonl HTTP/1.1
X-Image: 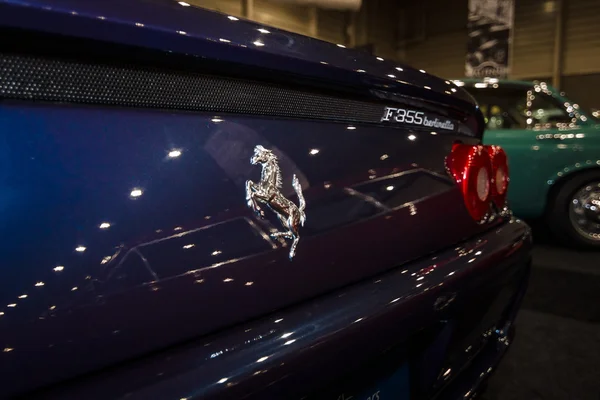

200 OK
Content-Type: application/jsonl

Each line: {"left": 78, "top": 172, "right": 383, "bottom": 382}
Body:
{"left": 569, "top": 182, "right": 600, "bottom": 241}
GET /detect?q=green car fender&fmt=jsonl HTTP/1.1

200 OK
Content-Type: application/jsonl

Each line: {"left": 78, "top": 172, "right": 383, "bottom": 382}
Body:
{"left": 544, "top": 159, "right": 600, "bottom": 206}
{"left": 500, "top": 143, "right": 600, "bottom": 219}
{"left": 547, "top": 159, "right": 600, "bottom": 187}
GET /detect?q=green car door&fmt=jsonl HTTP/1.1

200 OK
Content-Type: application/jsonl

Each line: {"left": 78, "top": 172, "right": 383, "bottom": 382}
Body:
{"left": 463, "top": 80, "right": 600, "bottom": 248}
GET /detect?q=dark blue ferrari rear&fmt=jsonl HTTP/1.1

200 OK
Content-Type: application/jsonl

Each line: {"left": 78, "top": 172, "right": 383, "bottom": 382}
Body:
{"left": 0, "top": 1, "right": 531, "bottom": 399}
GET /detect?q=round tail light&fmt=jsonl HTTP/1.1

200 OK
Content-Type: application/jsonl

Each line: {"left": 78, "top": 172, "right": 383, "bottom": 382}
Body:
{"left": 486, "top": 145, "right": 510, "bottom": 209}
{"left": 446, "top": 143, "right": 493, "bottom": 222}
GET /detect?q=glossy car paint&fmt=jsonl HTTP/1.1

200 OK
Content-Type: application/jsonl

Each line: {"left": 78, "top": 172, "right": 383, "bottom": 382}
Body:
{"left": 461, "top": 79, "right": 600, "bottom": 218}
{"left": 0, "top": 1, "right": 530, "bottom": 399}
{"left": 0, "top": 102, "right": 498, "bottom": 398}
{"left": 30, "top": 220, "right": 531, "bottom": 400}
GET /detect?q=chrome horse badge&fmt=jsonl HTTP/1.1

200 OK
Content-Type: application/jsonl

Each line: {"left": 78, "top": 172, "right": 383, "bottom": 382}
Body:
{"left": 246, "top": 145, "right": 306, "bottom": 259}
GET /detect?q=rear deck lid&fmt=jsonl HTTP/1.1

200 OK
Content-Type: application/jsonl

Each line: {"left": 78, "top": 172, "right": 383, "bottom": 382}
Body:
{"left": 0, "top": 1, "right": 488, "bottom": 396}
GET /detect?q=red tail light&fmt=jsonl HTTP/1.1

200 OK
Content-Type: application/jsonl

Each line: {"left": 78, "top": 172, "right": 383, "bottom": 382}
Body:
{"left": 446, "top": 143, "right": 494, "bottom": 222}
{"left": 486, "top": 145, "right": 510, "bottom": 209}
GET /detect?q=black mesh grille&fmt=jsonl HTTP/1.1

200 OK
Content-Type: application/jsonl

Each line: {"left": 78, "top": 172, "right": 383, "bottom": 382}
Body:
{"left": 0, "top": 53, "right": 389, "bottom": 123}
{"left": 0, "top": 53, "right": 468, "bottom": 133}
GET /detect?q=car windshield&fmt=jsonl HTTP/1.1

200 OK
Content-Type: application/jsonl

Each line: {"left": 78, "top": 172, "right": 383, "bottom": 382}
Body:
{"left": 465, "top": 84, "right": 580, "bottom": 129}
{"left": 556, "top": 90, "right": 599, "bottom": 122}
{"left": 464, "top": 86, "right": 529, "bottom": 129}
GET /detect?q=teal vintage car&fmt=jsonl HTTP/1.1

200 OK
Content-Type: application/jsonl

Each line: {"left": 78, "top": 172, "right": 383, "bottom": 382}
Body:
{"left": 456, "top": 79, "right": 600, "bottom": 248}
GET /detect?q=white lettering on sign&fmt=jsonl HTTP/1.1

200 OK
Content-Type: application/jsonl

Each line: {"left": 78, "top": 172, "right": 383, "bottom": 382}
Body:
{"left": 381, "top": 107, "right": 455, "bottom": 131}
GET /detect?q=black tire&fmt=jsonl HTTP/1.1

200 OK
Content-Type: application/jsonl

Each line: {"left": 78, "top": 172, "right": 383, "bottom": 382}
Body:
{"left": 546, "top": 169, "right": 600, "bottom": 249}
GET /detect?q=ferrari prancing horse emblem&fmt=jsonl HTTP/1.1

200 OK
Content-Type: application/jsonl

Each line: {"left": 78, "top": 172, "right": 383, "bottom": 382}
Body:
{"left": 246, "top": 145, "right": 306, "bottom": 260}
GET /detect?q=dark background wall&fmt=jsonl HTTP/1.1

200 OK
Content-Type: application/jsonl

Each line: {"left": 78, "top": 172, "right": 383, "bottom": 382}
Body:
{"left": 397, "top": 0, "right": 600, "bottom": 111}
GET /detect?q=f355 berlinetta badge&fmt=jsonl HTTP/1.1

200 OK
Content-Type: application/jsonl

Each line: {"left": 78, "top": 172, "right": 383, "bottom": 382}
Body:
{"left": 246, "top": 145, "right": 306, "bottom": 260}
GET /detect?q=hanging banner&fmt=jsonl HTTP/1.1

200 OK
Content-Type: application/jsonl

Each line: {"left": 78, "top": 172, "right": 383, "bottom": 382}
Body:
{"left": 466, "top": 0, "right": 514, "bottom": 78}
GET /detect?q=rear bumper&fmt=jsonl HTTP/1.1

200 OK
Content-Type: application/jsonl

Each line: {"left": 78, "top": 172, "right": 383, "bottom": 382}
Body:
{"left": 435, "top": 257, "right": 531, "bottom": 400}
{"left": 34, "top": 218, "right": 532, "bottom": 400}
{"left": 437, "top": 324, "right": 516, "bottom": 400}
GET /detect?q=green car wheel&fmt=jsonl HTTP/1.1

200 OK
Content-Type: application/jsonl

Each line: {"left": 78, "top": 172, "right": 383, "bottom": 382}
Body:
{"left": 546, "top": 170, "right": 600, "bottom": 248}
